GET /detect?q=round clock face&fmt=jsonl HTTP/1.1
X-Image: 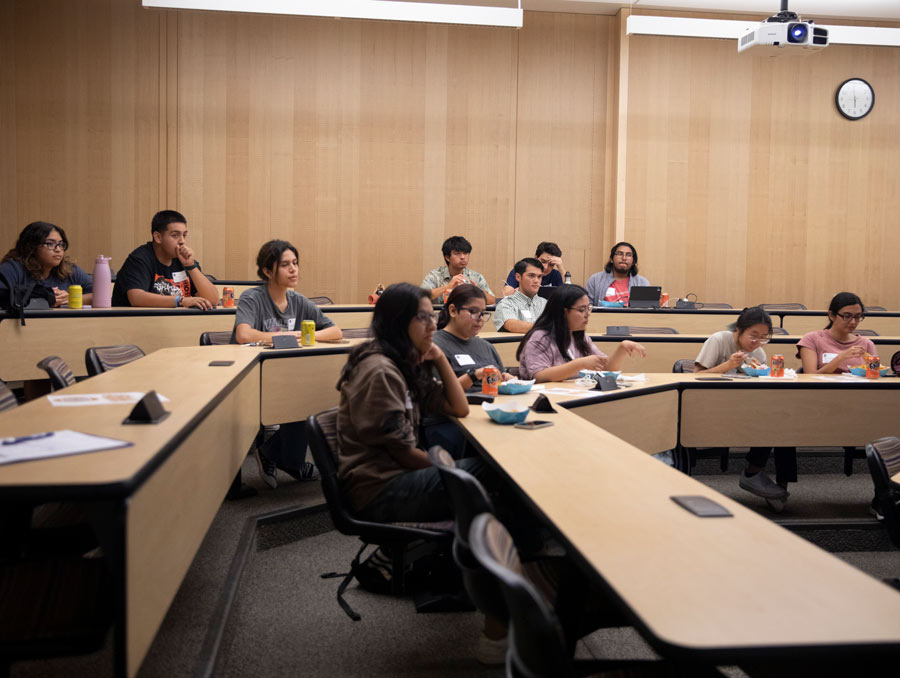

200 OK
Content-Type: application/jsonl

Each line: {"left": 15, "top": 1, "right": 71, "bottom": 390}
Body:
{"left": 836, "top": 78, "right": 874, "bottom": 120}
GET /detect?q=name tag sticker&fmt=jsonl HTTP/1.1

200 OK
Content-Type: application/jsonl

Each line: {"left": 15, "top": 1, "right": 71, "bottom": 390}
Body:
{"left": 172, "top": 270, "right": 188, "bottom": 283}
{"left": 822, "top": 353, "right": 837, "bottom": 364}
{"left": 455, "top": 354, "right": 475, "bottom": 366}
{"left": 521, "top": 310, "right": 533, "bottom": 320}
{"left": 405, "top": 392, "right": 413, "bottom": 410}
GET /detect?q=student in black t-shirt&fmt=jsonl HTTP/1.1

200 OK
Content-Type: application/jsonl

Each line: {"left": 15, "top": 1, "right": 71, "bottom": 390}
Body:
{"left": 111, "top": 210, "right": 219, "bottom": 308}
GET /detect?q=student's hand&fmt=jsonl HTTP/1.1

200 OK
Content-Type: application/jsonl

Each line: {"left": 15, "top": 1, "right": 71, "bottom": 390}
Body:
{"left": 449, "top": 273, "right": 468, "bottom": 290}
{"left": 176, "top": 244, "right": 196, "bottom": 267}
{"left": 181, "top": 295, "right": 213, "bottom": 310}
{"left": 579, "top": 354, "right": 609, "bottom": 371}
{"left": 621, "top": 340, "right": 647, "bottom": 359}
{"left": 500, "top": 372, "right": 514, "bottom": 382}
{"left": 725, "top": 351, "right": 747, "bottom": 370}
{"left": 837, "top": 345, "right": 866, "bottom": 365}
{"left": 51, "top": 286, "right": 68, "bottom": 307}
{"left": 548, "top": 255, "right": 563, "bottom": 270}
{"left": 502, "top": 285, "right": 516, "bottom": 297}
{"left": 420, "top": 343, "right": 445, "bottom": 364}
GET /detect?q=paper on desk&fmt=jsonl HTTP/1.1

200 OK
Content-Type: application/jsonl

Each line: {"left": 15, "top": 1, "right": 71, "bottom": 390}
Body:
{"left": 618, "top": 374, "right": 646, "bottom": 382}
{"left": 47, "top": 392, "right": 170, "bottom": 407}
{"left": 0, "top": 430, "right": 133, "bottom": 466}
{"left": 812, "top": 375, "right": 868, "bottom": 382}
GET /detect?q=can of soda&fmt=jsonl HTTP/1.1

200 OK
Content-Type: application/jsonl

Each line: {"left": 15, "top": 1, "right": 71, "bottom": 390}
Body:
{"left": 222, "top": 286, "right": 235, "bottom": 308}
{"left": 482, "top": 366, "right": 500, "bottom": 396}
{"left": 866, "top": 354, "right": 881, "bottom": 379}
{"left": 771, "top": 355, "right": 784, "bottom": 378}
{"left": 301, "top": 320, "right": 316, "bottom": 347}
{"left": 68, "top": 285, "right": 82, "bottom": 309}
{"left": 660, "top": 292, "right": 669, "bottom": 308}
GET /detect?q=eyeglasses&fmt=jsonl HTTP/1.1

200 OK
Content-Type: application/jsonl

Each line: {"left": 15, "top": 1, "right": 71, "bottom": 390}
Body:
{"left": 613, "top": 251, "right": 633, "bottom": 259}
{"left": 41, "top": 240, "right": 68, "bottom": 251}
{"left": 459, "top": 307, "right": 491, "bottom": 321}
{"left": 414, "top": 310, "right": 439, "bottom": 325}
{"left": 835, "top": 312, "right": 865, "bottom": 322}
{"left": 745, "top": 334, "right": 770, "bottom": 345}
{"left": 567, "top": 305, "right": 592, "bottom": 315}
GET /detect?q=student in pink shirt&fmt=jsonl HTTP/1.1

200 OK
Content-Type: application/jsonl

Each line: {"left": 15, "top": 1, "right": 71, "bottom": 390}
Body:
{"left": 797, "top": 292, "right": 877, "bottom": 374}
{"left": 516, "top": 284, "right": 646, "bottom": 382}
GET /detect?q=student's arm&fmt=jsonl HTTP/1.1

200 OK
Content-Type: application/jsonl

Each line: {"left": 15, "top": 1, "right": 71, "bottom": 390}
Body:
{"left": 187, "top": 267, "right": 219, "bottom": 306}
{"left": 501, "top": 318, "right": 533, "bottom": 334}
{"left": 233, "top": 323, "right": 298, "bottom": 344}
{"left": 533, "top": 355, "right": 607, "bottom": 383}
{"left": 316, "top": 325, "right": 343, "bottom": 341}
{"left": 483, "top": 291, "right": 497, "bottom": 305}
{"left": 605, "top": 340, "right": 647, "bottom": 371}
{"left": 694, "top": 352, "right": 745, "bottom": 374}
{"left": 127, "top": 288, "right": 190, "bottom": 308}
{"left": 800, "top": 345, "right": 866, "bottom": 374}
{"left": 423, "top": 346, "right": 469, "bottom": 418}
{"left": 502, "top": 285, "right": 516, "bottom": 297}
{"left": 82, "top": 293, "right": 93, "bottom": 305}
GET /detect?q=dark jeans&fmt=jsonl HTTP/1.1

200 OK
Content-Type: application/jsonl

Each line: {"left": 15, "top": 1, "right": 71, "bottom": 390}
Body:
{"left": 746, "top": 446, "right": 797, "bottom": 485}
{"left": 422, "top": 416, "right": 470, "bottom": 460}
{"left": 356, "top": 457, "right": 491, "bottom": 524}
{"left": 261, "top": 421, "right": 308, "bottom": 474}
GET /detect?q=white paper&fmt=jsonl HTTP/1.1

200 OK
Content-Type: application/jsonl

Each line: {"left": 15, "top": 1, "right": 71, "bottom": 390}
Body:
{"left": 0, "top": 430, "right": 133, "bottom": 465}
{"left": 618, "top": 373, "right": 647, "bottom": 382}
{"left": 47, "top": 392, "right": 170, "bottom": 407}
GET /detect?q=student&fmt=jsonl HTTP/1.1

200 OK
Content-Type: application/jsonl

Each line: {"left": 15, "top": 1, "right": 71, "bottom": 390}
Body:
{"left": 231, "top": 240, "right": 342, "bottom": 344}
{"left": 694, "top": 307, "right": 795, "bottom": 511}
{"left": 584, "top": 241, "right": 650, "bottom": 306}
{"left": 797, "top": 292, "right": 877, "bottom": 374}
{"left": 336, "top": 282, "right": 489, "bottom": 523}
{"left": 421, "top": 235, "right": 496, "bottom": 305}
{"left": 516, "top": 284, "right": 646, "bottom": 382}
{"left": 0, "top": 221, "right": 93, "bottom": 307}
{"left": 501, "top": 241, "right": 566, "bottom": 296}
{"left": 492, "top": 258, "right": 547, "bottom": 333}
{"left": 433, "top": 284, "right": 513, "bottom": 391}
{"left": 111, "top": 210, "right": 218, "bottom": 308}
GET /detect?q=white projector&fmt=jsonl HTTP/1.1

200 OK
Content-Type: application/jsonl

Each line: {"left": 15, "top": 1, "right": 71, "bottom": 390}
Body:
{"left": 738, "top": 20, "right": 829, "bottom": 55}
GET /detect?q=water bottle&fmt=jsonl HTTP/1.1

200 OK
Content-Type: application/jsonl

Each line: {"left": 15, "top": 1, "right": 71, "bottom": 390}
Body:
{"left": 564, "top": 271, "right": 572, "bottom": 285}
{"left": 93, "top": 255, "right": 112, "bottom": 308}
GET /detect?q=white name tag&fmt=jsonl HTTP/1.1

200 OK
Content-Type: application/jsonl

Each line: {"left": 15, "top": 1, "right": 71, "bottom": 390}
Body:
{"left": 172, "top": 270, "right": 188, "bottom": 283}
{"left": 286, "top": 319, "right": 296, "bottom": 331}
{"left": 455, "top": 354, "right": 475, "bottom": 366}
{"left": 405, "top": 392, "right": 413, "bottom": 410}
{"left": 521, "top": 309, "right": 533, "bottom": 320}
{"left": 605, "top": 286, "right": 616, "bottom": 298}
{"left": 822, "top": 352, "right": 837, "bottom": 364}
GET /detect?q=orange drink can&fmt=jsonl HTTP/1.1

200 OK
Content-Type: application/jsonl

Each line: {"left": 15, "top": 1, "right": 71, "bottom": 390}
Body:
{"left": 866, "top": 354, "right": 880, "bottom": 379}
{"left": 771, "top": 355, "right": 784, "bottom": 378}
{"left": 222, "top": 286, "right": 235, "bottom": 308}
{"left": 661, "top": 292, "right": 669, "bottom": 308}
{"left": 482, "top": 367, "right": 500, "bottom": 396}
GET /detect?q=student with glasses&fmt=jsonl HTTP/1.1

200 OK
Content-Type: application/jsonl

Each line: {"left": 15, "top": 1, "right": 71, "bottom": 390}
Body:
{"left": 0, "top": 221, "right": 93, "bottom": 307}
{"left": 584, "top": 241, "right": 651, "bottom": 307}
{"left": 516, "top": 284, "right": 645, "bottom": 382}
{"left": 797, "top": 292, "right": 877, "bottom": 374}
{"left": 433, "top": 284, "right": 514, "bottom": 391}
{"left": 693, "top": 306, "right": 795, "bottom": 511}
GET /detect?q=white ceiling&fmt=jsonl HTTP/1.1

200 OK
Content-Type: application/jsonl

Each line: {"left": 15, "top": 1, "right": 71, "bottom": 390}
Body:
{"left": 408, "top": 1, "right": 900, "bottom": 22}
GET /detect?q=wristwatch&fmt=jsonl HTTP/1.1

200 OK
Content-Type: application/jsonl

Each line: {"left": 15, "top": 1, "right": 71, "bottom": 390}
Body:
{"left": 466, "top": 368, "right": 478, "bottom": 383}
{"left": 183, "top": 263, "right": 198, "bottom": 271}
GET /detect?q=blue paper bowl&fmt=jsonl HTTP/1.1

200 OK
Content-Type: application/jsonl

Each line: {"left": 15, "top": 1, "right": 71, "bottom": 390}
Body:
{"left": 482, "top": 402, "right": 530, "bottom": 425}
{"left": 740, "top": 364, "right": 770, "bottom": 377}
{"left": 498, "top": 380, "right": 534, "bottom": 395}
{"left": 849, "top": 366, "right": 891, "bottom": 377}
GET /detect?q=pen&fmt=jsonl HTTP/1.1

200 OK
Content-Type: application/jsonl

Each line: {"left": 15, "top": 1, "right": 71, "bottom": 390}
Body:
{"left": 2, "top": 432, "right": 54, "bottom": 446}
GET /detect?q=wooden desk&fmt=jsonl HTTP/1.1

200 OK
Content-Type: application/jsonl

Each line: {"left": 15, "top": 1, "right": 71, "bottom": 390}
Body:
{"left": 456, "top": 392, "right": 900, "bottom": 662}
{"left": 0, "top": 346, "right": 260, "bottom": 677}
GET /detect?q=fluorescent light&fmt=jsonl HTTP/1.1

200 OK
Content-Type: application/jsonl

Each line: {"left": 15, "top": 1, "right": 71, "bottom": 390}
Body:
{"left": 142, "top": 0, "right": 524, "bottom": 28}
{"left": 626, "top": 15, "right": 900, "bottom": 47}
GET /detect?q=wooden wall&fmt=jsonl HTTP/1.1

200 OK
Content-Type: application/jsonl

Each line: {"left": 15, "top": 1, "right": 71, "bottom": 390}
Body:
{"left": 1, "top": 1, "right": 898, "bottom": 309}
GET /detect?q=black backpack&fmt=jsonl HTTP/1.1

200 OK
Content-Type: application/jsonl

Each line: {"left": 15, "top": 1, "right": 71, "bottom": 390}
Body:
{"left": 0, "top": 270, "right": 56, "bottom": 326}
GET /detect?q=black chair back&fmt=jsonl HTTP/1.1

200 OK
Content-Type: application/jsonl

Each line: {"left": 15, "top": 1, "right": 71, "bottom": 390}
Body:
{"left": 760, "top": 302, "right": 807, "bottom": 310}
{"left": 308, "top": 296, "right": 333, "bottom": 306}
{"left": 0, "top": 380, "right": 17, "bottom": 413}
{"left": 621, "top": 326, "right": 678, "bottom": 335}
{"left": 672, "top": 359, "right": 695, "bottom": 373}
{"left": 35, "top": 356, "right": 76, "bottom": 391}
{"left": 771, "top": 327, "right": 788, "bottom": 335}
{"left": 855, "top": 329, "right": 879, "bottom": 336}
{"left": 866, "top": 437, "right": 900, "bottom": 548}
{"left": 85, "top": 344, "right": 145, "bottom": 376}
{"left": 199, "top": 331, "right": 233, "bottom": 346}
{"left": 695, "top": 302, "right": 733, "bottom": 309}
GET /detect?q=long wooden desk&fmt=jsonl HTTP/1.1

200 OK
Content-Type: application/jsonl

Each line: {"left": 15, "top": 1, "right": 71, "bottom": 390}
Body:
{"left": 455, "top": 389, "right": 900, "bottom": 663}
{"left": 0, "top": 347, "right": 260, "bottom": 677}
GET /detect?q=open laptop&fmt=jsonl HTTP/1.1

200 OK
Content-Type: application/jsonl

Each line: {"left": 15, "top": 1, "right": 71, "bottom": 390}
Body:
{"left": 628, "top": 285, "right": 662, "bottom": 308}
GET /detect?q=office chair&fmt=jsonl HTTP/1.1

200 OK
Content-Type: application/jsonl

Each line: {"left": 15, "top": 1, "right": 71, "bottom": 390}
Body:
{"left": 35, "top": 356, "right": 76, "bottom": 391}
{"left": 618, "top": 326, "right": 679, "bottom": 335}
{"left": 760, "top": 303, "right": 807, "bottom": 311}
{"left": 695, "top": 302, "right": 733, "bottom": 309}
{"left": 855, "top": 329, "right": 879, "bottom": 336}
{"left": 308, "top": 296, "right": 333, "bottom": 305}
{"left": 85, "top": 344, "right": 145, "bottom": 376}
{"left": 771, "top": 327, "right": 789, "bottom": 335}
{"left": 306, "top": 409, "right": 452, "bottom": 620}
{"left": 0, "top": 380, "right": 17, "bottom": 413}
{"left": 199, "top": 331, "right": 232, "bottom": 346}
{"left": 672, "top": 359, "right": 695, "bottom": 373}
{"left": 341, "top": 328, "right": 371, "bottom": 339}
{"left": 866, "top": 437, "right": 900, "bottom": 548}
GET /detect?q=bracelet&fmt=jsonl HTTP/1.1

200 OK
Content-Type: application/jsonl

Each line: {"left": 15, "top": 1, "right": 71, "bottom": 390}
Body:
{"left": 174, "top": 293, "right": 183, "bottom": 308}
{"left": 183, "top": 263, "right": 198, "bottom": 271}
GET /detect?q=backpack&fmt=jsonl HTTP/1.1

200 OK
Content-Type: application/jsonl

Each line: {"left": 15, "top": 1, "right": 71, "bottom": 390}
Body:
{"left": 0, "top": 270, "right": 56, "bottom": 326}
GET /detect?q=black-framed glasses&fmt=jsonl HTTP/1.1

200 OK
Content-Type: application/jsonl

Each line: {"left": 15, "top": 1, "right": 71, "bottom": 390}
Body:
{"left": 459, "top": 306, "right": 491, "bottom": 321}
{"left": 414, "top": 310, "right": 439, "bottom": 325}
{"left": 567, "top": 305, "right": 591, "bottom": 315}
{"left": 835, "top": 312, "right": 865, "bottom": 322}
{"left": 41, "top": 239, "right": 68, "bottom": 251}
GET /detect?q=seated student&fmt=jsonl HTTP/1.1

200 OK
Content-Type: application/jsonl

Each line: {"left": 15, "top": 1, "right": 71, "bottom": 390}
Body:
{"left": 501, "top": 241, "right": 566, "bottom": 296}
{"left": 584, "top": 241, "right": 650, "bottom": 306}
{"left": 797, "top": 292, "right": 877, "bottom": 374}
{"left": 111, "top": 210, "right": 218, "bottom": 309}
{"left": 0, "top": 221, "right": 93, "bottom": 307}
{"left": 433, "top": 284, "right": 513, "bottom": 391}
{"left": 336, "top": 282, "right": 489, "bottom": 523}
{"left": 232, "top": 240, "right": 341, "bottom": 488}
{"left": 231, "top": 239, "right": 342, "bottom": 344}
{"left": 493, "top": 258, "right": 547, "bottom": 332}
{"left": 421, "top": 235, "right": 496, "bottom": 305}
{"left": 694, "top": 306, "right": 795, "bottom": 511}
{"left": 517, "top": 284, "right": 646, "bottom": 382}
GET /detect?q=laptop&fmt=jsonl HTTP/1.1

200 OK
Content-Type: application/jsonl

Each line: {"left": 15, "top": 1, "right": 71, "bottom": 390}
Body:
{"left": 628, "top": 286, "right": 662, "bottom": 309}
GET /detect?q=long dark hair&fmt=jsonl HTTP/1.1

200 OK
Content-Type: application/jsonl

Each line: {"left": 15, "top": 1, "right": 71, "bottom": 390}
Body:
{"left": 437, "top": 284, "right": 486, "bottom": 330}
{"left": 516, "top": 284, "right": 592, "bottom": 362}
{"left": 2, "top": 221, "right": 73, "bottom": 281}
{"left": 338, "top": 282, "right": 432, "bottom": 400}
{"left": 603, "top": 241, "right": 638, "bottom": 276}
{"left": 727, "top": 306, "right": 772, "bottom": 336}
{"left": 255, "top": 239, "right": 299, "bottom": 281}
{"left": 825, "top": 292, "right": 865, "bottom": 329}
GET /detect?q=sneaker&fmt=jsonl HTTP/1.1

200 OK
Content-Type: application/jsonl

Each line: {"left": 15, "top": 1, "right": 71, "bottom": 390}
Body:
{"left": 283, "top": 462, "right": 320, "bottom": 482}
{"left": 475, "top": 633, "right": 508, "bottom": 666}
{"left": 870, "top": 497, "right": 884, "bottom": 521}
{"left": 739, "top": 471, "right": 787, "bottom": 500}
{"left": 253, "top": 444, "right": 278, "bottom": 489}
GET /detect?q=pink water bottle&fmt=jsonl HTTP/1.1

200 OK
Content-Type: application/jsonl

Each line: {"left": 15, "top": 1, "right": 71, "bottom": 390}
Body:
{"left": 93, "top": 255, "right": 112, "bottom": 308}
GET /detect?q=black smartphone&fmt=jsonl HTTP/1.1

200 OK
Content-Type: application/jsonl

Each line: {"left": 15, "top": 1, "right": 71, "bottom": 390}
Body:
{"left": 467, "top": 393, "right": 494, "bottom": 404}
{"left": 514, "top": 421, "right": 554, "bottom": 430}
{"left": 696, "top": 376, "right": 732, "bottom": 381}
{"left": 208, "top": 360, "right": 235, "bottom": 367}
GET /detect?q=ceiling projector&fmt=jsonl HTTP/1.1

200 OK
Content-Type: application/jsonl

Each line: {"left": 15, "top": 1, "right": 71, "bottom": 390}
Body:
{"left": 738, "top": 2, "right": 829, "bottom": 55}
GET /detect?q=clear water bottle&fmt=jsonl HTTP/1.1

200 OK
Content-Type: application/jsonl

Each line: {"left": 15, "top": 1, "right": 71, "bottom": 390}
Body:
{"left": 564, "top": 271, "right": 572, "bottom": 285}
{"left": 93, "top": 255, "right": 112, "bottom": 307}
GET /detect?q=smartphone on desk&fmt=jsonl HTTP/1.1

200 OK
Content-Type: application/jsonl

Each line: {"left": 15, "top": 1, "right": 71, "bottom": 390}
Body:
{"left": 514, "top": 421, "right": 553, "bottom": 430}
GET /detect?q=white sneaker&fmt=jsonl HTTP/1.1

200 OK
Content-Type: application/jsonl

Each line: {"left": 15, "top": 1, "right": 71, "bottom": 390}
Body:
{"left": 475, "top": 633, "right": 508, "bottom": 666}
{"left": 739, "top": 471, "right": 787, "bottom": 500}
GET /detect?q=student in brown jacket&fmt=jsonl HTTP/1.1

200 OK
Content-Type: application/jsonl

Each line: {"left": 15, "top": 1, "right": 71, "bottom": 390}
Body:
{"left": 335, "top": 282, "right": 490, "bottom": 523}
